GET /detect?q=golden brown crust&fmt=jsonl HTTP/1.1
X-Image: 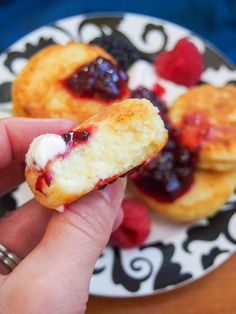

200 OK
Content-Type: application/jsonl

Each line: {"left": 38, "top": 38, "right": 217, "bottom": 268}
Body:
{"left": 13, "top": 42, "right": 119, "bottom": 123}
{"left": 25, "top": 99, "right": 168, "bottom": 209}
{"left": 25, "top": 168, "right": 81, "bottom": 208}
{"left": 129, "top": 169, "right": 236, "bottom": 222}
{"left": 169, "top": 84, "right": 236, "bottom": 171}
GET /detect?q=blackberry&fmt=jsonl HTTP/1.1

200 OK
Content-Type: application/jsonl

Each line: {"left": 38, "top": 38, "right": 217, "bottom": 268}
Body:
{"left": 90, "top": 33, "right": 144, "bottom": 71}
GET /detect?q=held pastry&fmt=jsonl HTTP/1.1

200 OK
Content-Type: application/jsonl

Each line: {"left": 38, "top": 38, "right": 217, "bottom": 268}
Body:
{"left": 169, "top": 84, "right": 236, "bottom": 171}
{"left": 25, "top": 99, "right": 168, "bottom": 210}
{"left": 13, "top": 42, "right": 129, "bottom": 123}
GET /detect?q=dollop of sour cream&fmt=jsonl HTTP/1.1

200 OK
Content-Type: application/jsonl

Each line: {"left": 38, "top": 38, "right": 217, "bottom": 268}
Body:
{"left": 25, "top": 134, "right": 67, "bottom": 171}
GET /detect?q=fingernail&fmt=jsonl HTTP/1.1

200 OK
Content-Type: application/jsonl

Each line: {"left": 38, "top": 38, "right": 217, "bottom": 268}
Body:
{"left": 101, "top": 178, "right": 126, "bottom": 207}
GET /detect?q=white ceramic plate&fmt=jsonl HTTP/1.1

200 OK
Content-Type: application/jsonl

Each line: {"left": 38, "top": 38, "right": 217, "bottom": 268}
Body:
{"left": 1, "top": 13, "right": 236, "bottom": 297}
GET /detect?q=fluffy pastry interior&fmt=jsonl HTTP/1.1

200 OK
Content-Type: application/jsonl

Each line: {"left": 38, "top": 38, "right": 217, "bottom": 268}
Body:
{"left": 26, "top": 99, "right": 167, "bottom": 209}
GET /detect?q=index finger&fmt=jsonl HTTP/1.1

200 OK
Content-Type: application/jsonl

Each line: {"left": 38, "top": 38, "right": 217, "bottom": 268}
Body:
{"left": 0, "top": 118, "right": 76, "bottom": 170}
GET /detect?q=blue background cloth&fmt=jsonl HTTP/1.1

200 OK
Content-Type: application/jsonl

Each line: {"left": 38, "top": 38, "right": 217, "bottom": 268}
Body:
{"left": 1, "top": 0, "right": 236, "bottom": 63}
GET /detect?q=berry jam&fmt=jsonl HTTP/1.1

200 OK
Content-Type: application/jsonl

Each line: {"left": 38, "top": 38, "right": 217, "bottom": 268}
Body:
{"left": 153, "top": 83, "right": 166, "bottom": 97}
{"left": 35, "top": 171, "right": 52, "bottom": 194}
{"left": 130, "top": 86, "right": 167, "bottom": 115}
{"left": 131, "top": 124, "right": 199, "bottom": 202}
{"left": 179, "top": 111, "right": 210, "bottom": 149}
{"left": 62, "top": 57, "right": 128, "bottom": 100}
{"left": 129, "top": 85, "right": 211, "bottom": 202}
{"left": 61, "top": 129, "right": 91, "bottom": 146}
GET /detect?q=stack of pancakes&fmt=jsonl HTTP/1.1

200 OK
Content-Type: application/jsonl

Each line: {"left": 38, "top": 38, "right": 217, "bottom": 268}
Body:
{"left": 132, "top": 85, "right": 236, "bottom": 221}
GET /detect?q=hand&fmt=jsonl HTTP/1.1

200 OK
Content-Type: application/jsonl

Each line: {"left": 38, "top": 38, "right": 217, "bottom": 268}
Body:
{"left": 0, "top": 118, "right": 126, "bottom": 314}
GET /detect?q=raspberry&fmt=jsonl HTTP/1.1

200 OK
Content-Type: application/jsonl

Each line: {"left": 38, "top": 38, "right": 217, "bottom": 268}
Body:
{"left": 110, "top": 198, "right": 151, "bottom": 248}
{"left": 155, "top": 38, "right": 204, "bottom": 87}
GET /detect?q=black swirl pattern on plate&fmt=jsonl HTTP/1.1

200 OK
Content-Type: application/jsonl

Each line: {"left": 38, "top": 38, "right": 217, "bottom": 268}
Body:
{"left": 141, "top": 23, "right": 168, "bottom": 61}
{"left": 183, "top": 200, "right": 236, "bottom": 253}
{"left": 226, "top": 80, "right": 236, "bottom": 85}
{"left": 93, "top": 253, "right": 106, "bottom": 275}
{"left": 201, "top": 247, "right": 229, "bottom": 270}
{"left": 112, "top": 247, "right": 153, "bottom": 292}
{"left": 79, "top": 16, "right": 168, "bottom": 63}
{"left": 0, "top": 190, "right": 17, "bottom": 217}
{"left": 4, "top": 37, "right": 57, "bottom": 74}
{"left": 202, "top": 45, "right": 234, "bottom": 70}
{"left": 0, "top": 82, "right": 12, "bottom": 103}
{"left": 142, "top": 242, "right": 192, "bottom": 290}
{"left": 78, "top": 16, "right": 123, "bottom": 39}
{"left": 50, "top": 24, "right": 74, "bottom": 41}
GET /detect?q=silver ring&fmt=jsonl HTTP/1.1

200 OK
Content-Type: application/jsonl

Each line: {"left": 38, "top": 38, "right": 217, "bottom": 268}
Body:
{"left": 0, "top": 243, "right": 22, "bottom": 271}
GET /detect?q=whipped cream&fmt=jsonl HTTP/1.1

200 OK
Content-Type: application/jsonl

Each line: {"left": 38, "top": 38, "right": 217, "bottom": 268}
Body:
{"left": 25, "top": 134, "right": 67, "bottom": 171}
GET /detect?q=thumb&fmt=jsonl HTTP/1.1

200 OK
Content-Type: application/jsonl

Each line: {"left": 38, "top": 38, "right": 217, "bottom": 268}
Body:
{"left": 13, "top": 178, "right": 126, "bottom": 312}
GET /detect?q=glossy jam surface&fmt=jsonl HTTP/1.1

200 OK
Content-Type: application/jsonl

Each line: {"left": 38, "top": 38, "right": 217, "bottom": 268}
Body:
{"left": 179, "top": 111, "right": 210, "bottom": 149}
{"left": 131, "top": 124, "right": 199, "bottom": 202}
{"left": 129, "top": 86, "right": 210, "bottom": 202}
{"left": 61, "top": 128, "right": 91, "bottom": 147}
{"left": 62, "top": 57, "right": 128, "bottom": 100}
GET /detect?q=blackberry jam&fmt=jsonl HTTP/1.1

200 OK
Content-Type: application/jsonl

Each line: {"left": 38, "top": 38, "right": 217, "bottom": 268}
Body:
{"left": 61, "top": 128, "right": 92, "bottom": 148}
{"left": 129, "top": 86, "right": 210, "bottom": 202}
{"left": 131, "top": 125, "right": 199, "bottom": 202}
{"left": 62, "top": 57, "right": 128, "bottom": 100}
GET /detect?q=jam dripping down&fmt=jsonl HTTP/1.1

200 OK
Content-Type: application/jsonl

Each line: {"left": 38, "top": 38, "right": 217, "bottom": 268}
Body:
{"left": 62, "top": 57, "right": 129, "bottom": 100}
{"left": 130, "top": 89, "right": 210, "bottom": 202}
{"left": 130, "top": 124, "right": 199, "bottom": 202}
